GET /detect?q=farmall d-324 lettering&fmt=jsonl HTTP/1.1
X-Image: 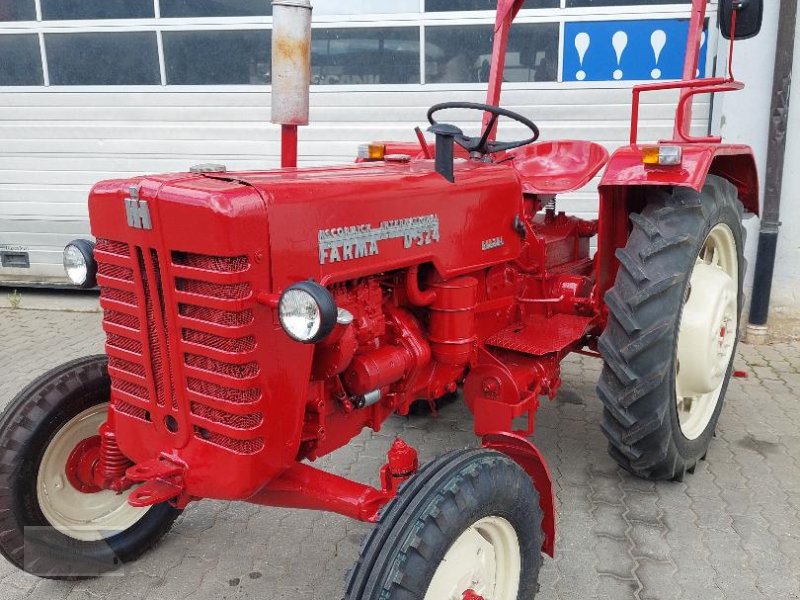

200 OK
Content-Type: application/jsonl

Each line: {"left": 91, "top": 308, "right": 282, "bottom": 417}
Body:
{"left": 0, "top": 0, "right": 764, "bottom": 597}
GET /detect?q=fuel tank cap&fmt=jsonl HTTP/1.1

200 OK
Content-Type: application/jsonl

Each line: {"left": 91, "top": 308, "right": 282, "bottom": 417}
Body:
{"left": 190, "top": 163, "right": 227, "bottom": 174}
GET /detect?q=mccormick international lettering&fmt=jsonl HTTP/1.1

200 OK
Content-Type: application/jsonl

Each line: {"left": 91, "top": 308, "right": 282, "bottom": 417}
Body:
{"left": 318, "top": 214, "right": 440, "bottom": 265}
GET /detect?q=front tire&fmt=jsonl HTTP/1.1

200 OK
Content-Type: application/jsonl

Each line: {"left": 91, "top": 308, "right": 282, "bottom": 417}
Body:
{"left": 345, "top": 449, "right": 543, "bottom": 600}
{"left": 598, "top": 176, "right": 745, "bottom": 480}
{"left": 0, "top": 356, "right": 180, "bottom": 579}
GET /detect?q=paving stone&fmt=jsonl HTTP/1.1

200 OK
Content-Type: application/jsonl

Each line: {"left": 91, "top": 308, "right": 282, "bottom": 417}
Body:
{"left": 623, "top": 489, "right": 662, "bottom": 525}
{"left": 1, "top": 308, "right": 799, "bottom": 599}
{"left": 593, "top": 535, "right": 636, "bottom": 579}
{"left": 635, "top": 559, "right": 686, "bottom": 600}
{"left": 591, "top": 502, "right": 629, "bottom": 539}
{"left": 628, "top": 522, "right": 671, "bottom": 562}
{"left": 595, "top": 574, "right": 639, "bottom": 600}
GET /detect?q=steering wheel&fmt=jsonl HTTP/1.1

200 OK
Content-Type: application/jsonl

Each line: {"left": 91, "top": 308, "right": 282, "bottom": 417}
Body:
{"left": 427, "top": 102, "right": 540, "bottom": 155}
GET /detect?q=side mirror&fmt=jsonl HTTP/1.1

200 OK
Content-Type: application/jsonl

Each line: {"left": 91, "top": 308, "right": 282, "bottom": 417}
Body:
{"left": 719, "top": 0, "right": 764, "bottom": 40}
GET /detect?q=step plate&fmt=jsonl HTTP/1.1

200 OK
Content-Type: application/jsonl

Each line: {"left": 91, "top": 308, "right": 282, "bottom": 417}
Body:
{"left": 485, "top": 314, "right": 593, "bottom": 356}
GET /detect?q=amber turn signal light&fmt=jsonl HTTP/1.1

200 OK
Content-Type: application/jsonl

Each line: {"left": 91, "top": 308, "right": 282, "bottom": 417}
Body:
{"left": 641, "top": 144, "right": 683, "bottom": 166}
{"left": 357, "top": 143, "right": 386, "bottom": 161}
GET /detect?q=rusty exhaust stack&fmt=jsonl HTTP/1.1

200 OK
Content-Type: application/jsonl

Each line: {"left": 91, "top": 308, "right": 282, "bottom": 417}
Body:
{"left": 271, "top": 0, "right": 312, "bottom": 168}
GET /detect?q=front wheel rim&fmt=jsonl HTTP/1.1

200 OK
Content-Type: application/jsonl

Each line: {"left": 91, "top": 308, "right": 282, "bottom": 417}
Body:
{"left": 424, "top": 516, "right": 521, "bottom": 600}
{"left": 36, "top": 403, "right": 148, "bottom": 542}
{"left": 675, "top": 223, "right": 739, "bottom": 440}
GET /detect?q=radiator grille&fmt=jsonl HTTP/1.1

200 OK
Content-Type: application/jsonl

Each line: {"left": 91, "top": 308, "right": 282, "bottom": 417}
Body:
{"left": 113, "top": 379, "right": 150, "bottom": 401}
{"left": 107, "top": 333, "right": 143, "bottom": 355}
{"left": 97, "top": 239, "right": 152, "bottom": 413}
{"left": 172, "top": 252, "right": 249, "bottom": 273}
{"left": 116, "top": 400, "right": 150, "bottom": 421}
{"left": 97, "top": 241, "right": 264, "bottom": 456}
{"left": 103, "top": 287, "right": 137, "bottom": 305}
{"left": 108, "top": 356, "right": 146, "bottom": 378}
{"left": 185, "top": 353, "right": 259, "bottom": 379}
{"left": 179, "top": 304, "right": 253, "bottom": 327}
{"left": 136, "top": 249, "right": 172, "bottom": 409}
{"left": 104, "top": 310, "right": 140, "bottom": 331}
{"left": 98, "top": 263, "right": 134, "bottom": 281}
{"left": 187, "top": 378, "right": 261, "bottom": 403}
{"left": 174, "top": 252, "right": 262, "bottom": 454}
{"left": 182, "top": 329, "right": 257, "bottom": 354}
{"left": 190, "top": 402, "right": 262, "bottom": 429}
{"left": 97, "top": 239, "right": 131, "bottom": 256}
{"left": 176, "top": 278, "right": 250, "bottom": 300}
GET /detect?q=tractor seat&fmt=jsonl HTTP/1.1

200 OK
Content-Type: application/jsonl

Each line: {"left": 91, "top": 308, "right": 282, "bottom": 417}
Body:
{"left": 510, "top": 140, "right": 609, "bottom": 196}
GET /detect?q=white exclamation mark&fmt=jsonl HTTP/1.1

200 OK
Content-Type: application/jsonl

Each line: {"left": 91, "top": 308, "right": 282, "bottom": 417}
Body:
{"left": 650, "top": 30, "right": 667, "bottom": 79}
{"left": 575, "top": 32, "right": 591, "bottom": 81}
{"left": 612, "top": 31, "right": 628, "bottom": 80}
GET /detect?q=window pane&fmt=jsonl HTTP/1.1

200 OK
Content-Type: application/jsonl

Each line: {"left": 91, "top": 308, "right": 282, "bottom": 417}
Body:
{"left": 41, "top": 0, "right": 154, "bottom": 20}
{"left": 164, "top": 30, "right": 270, "bottom": 85}
{"left": 0, "top": 1, "right": 36, "bottom": 21}
{"left": 567, "top": 0, "right": 688, "bottom": 6}
{"left": 160, "top": 0, "right": 271, "bottom": 18}
{"left": 507, "top": 23, "right": 559, "bottom": 82}
{"left": 426, "top": 0, "right": 557, "bottom": 11}
{"left": 426, "top": 25, "right": 493, "bottom": 83}
{"left": 0, "top": 35, "right": 43, "bottom": 85}
{"left": 426, "top": 23, "right": 558, "bottom": 84}
{"left": 46, "top": 32, "right": 160, "bottom": 85}
{"left": 312, "top": 28, "right": 420, "bottom": 85}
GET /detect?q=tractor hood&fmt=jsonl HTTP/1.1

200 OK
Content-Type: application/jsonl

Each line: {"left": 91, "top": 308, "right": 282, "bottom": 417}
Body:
{"left": 88, "top": 159, "right": 524, "bottom": 294}
{"left": 233, "top": 159, "right": 523, "bottom": 289}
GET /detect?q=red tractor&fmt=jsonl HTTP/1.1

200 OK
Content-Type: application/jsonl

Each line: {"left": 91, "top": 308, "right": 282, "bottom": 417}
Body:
{"left": 0, "top": 0, "right": 763, "bottom": 597}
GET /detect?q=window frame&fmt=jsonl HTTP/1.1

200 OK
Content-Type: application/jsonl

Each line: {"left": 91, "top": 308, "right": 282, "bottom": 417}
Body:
{"left": 0, "top": 2, "right": 716, "bottom": 91}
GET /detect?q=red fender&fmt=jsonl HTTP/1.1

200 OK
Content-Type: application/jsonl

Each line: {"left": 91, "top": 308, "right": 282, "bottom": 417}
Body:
{"left": 599, "top": 143, "right": 760, "bottom": 215}
{"left": 482, "top": 432, "right": 556, "bottom": 557}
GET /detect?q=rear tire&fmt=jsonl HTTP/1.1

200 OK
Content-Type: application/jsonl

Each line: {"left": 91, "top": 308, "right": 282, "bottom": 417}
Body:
{"left": 0, "top": 356, "right": 180, "bottom": 579}
{"left": 598, "top": 176, "right": 745, "bottom": 480}
{"left": 345, "top": 449, "right": 543, "bottom": 600}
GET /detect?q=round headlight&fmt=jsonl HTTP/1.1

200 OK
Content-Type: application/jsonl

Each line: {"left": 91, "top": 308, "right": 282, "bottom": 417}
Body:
{"left": 63, "top": 239, "right": 97, "bottom": 288}
{"left": 278, "top": 281, "right": 337, "bottom": 344}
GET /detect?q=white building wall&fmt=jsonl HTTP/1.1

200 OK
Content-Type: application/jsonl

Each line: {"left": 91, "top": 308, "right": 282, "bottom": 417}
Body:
{"left": 712, "top": 0, "right": 781, "bottom": 312}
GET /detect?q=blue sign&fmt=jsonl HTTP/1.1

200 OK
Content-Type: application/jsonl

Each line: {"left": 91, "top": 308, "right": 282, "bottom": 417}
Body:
{"left": 563, "top": 19, "right": 708, "bottom": 82}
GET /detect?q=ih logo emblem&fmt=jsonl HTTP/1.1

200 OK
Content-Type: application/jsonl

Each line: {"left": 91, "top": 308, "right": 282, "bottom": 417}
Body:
{"left": 125, "top": 186, "right": 152, "bottom": 230}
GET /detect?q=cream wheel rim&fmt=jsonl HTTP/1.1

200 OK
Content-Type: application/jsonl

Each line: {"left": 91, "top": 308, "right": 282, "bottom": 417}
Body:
{"left": 36, "top": 403, "right": 148, "bottom": 542}
{"left": 424, "top": 516, "right": 521, "bottom": 600}
{"left": 675, "top": 223, "right": 739, "bottom": 440}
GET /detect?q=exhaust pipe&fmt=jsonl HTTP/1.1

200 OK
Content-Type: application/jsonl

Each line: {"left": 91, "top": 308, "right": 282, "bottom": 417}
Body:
{"left": 271, "top": 0, "right": 312, "bottom": 168}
